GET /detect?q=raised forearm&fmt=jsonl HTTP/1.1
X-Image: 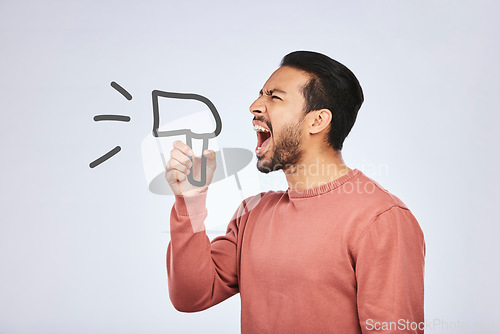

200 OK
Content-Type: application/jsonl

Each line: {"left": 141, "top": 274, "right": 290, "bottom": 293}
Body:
{"left": 167, "top": 195, "right": 239, "bottom": 312}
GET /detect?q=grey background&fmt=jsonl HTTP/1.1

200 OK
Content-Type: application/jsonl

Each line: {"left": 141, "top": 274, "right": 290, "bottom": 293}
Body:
{"left": 1, "top": 0, "right": 499, "bottom": 333}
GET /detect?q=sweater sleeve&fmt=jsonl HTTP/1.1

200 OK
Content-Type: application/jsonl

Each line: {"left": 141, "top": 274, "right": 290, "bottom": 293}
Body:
{"left": 166, "top": 193, "right": 241, "bottom": 312}
{"left": 354, "top": 206, "right": 425, "bottom": 334}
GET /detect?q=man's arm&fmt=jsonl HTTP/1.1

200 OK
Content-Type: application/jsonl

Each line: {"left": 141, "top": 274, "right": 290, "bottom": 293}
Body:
{"left": 354, "top": 206, "right": 425, "bottom": 334}
{"left": 166, "top": 193, "right": 242, "bottom": 312}
{"left": 164, "top": 140, "right": 242, "bottom": 312}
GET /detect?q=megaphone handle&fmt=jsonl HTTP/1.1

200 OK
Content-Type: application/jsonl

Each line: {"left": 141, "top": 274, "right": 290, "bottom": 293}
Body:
{"left": 186, "top": 136, "right": 209, "bottom": 187}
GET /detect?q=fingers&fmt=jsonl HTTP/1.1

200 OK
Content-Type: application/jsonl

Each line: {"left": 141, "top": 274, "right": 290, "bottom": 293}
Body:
{"left": 165, "top": 168, "right": 187, "bottom": 185}
{"left": 169, "top": 148, "right": 192, "bottom": 174}
{"left": 166, "top": 141, "right": 194, "bottom": 187}
{"left": 203, "top": 150, "right": 217, "bottom": 171}
{"left": 166, "top": 141, "right": 217, "bottom": 192}
{"left": 173, "top": 140, "right": 194, "bottom": 156}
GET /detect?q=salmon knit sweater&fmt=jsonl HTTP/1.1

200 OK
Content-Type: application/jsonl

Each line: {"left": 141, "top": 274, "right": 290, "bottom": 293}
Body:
{"left": 167, "top": 169, "right": 425, "bottom": 333}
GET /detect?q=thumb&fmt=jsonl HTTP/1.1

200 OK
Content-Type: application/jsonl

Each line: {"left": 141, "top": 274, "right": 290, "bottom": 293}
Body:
{"left": 203, "top": 150, "right": 217, "bottom": 171}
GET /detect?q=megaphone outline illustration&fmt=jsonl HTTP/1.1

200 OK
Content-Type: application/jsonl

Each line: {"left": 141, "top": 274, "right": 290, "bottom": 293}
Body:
{"left": 151, "top": 90, "right": 223, "bottom": 187}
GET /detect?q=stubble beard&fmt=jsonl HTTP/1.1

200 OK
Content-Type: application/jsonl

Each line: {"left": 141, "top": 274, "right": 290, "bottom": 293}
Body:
{"left": 257, "top": 121, "right": 303, "bottom": 174}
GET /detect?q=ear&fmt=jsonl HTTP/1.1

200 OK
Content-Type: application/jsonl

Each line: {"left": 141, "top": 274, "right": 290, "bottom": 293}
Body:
{"left": 304, "top": 109, "right": 332, "bottom": 135}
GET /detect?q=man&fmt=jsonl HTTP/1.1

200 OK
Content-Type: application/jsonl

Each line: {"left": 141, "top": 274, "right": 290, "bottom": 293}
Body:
{"left": 166, "top": 51, "right": 425, "bottom": 334}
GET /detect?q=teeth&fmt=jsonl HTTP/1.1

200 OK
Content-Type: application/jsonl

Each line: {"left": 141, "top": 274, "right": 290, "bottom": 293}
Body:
{"left": 253, "top": 125, "right": 270, "bottom": 132}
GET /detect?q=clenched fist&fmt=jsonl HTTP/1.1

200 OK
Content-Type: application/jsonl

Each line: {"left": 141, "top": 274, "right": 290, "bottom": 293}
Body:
{"left": 165, "top": 140, "right": 217, "bottom": 196}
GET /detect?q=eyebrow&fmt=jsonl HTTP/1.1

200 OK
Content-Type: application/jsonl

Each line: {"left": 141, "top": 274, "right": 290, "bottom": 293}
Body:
{"left": 259, "top": 89, "right": 287, "bottom": 96}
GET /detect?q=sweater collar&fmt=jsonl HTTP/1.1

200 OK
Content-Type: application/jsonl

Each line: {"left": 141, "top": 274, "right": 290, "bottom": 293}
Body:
{"left": 286, "top": 169, "right": 360, "bottom": 199}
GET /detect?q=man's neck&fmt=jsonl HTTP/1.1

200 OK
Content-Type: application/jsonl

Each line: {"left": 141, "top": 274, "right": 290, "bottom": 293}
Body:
{"left": 283, "top": 151, "right": 351, "bottom": 191}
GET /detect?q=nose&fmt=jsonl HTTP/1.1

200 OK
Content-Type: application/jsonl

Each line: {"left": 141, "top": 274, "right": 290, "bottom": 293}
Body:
{"left": 249, "top": 96, "right": 266, "bottom": 117}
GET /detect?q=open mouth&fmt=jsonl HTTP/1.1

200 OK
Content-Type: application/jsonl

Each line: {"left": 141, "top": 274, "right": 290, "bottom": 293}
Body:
{"left": 253, "top": 121, "right": 272, "bottom": 156}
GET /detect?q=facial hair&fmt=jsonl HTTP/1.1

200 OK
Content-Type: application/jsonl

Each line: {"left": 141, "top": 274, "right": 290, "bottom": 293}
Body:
{"left": 257, "top": 119, "right": 303, "bottom": 174}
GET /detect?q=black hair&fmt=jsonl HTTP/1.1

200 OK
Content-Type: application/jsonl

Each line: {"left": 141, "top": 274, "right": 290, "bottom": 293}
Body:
{"left": 280, "top": 51, "right": 364, "bottom": 151}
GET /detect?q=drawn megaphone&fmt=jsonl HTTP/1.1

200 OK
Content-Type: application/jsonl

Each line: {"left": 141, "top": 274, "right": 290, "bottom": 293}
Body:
{"left": 152, "top": 90, "right": 222, "bottom": 187}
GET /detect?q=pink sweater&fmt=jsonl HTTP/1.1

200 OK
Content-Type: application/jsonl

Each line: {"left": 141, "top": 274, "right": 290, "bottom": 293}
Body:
{"left": 167, "top": 169, "right": 425, "bottom": 333}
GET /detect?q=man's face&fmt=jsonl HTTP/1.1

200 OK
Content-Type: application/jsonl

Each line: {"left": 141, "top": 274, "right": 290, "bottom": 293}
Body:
{"left": 249, "top": 66, "right": 310, "bottom": 173}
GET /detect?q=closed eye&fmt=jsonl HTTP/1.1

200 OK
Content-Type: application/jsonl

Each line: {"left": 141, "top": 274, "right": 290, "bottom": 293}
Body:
{"left": 272, "top": 95, "right": 282, "bottom": 100}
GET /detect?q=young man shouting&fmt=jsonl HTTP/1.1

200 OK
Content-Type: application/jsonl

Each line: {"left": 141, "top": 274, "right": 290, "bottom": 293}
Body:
{"left": 165, "top": 51, "right": 425, "bottom": 334}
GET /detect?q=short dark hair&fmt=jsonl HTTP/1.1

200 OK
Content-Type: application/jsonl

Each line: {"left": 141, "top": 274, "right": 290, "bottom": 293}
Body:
{"left": 280, "top": 51, "right": 364, "bottom": 151}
